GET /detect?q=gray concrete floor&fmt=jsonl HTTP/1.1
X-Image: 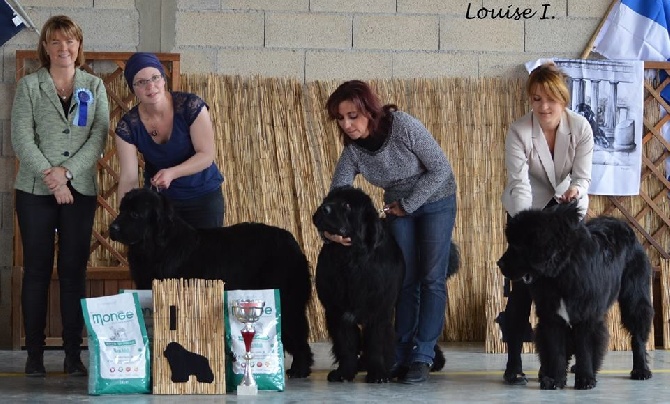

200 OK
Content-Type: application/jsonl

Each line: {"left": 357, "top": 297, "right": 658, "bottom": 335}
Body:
{"left": 1, "top": 342, "right": 668, "bottom": 403}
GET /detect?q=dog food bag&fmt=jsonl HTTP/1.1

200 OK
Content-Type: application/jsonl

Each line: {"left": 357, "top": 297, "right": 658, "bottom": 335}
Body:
{"left": 120, "top": 289, "right": 153, "bottom": 341}
{"left": 81, "top": 293, "right": 151, "bottom": 395}
{"left": 224, "top": 289, "right": 285, "bottom": 392}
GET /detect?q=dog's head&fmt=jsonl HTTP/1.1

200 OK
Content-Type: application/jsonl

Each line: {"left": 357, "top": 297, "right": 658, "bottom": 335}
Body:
{"left": 312, "top": 186, "right": 384, "bottom": 250}
{"left": 497, "top": 202, "right": 581, "bottom": 283}
{"left": 109, "top": 188, "right": 176, "bottom": 246}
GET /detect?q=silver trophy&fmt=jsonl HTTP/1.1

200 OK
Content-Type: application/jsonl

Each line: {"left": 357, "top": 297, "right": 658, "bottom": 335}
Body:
{"left": 231, "top": 299, "right": 265, "bottom": 395}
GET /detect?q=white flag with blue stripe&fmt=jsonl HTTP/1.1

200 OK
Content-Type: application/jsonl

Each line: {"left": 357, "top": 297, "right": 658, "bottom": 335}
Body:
{"left": 593, "top": 0, "right": 670, "bottom": 186}
{"left": 593, "top": 0, "right": 670, "bottom": 61}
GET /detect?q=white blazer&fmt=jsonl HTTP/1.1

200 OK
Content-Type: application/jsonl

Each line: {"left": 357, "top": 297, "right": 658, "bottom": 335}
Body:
{"left": 501, "top": 109, "right": 594, "bottom": 217}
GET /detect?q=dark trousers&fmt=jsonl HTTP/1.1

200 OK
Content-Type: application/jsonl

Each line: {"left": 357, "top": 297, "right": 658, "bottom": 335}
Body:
{"left": 170, "top": 188, "right": 225, "bottom": 229}
{"left": 503, "top": 199, "right": 558, "bottom": 372}
{"left": 15, "top": 188, "right": 97, "bottom": 356}
{"left": 503, "top": 279, "right": 533, "bottom": 372}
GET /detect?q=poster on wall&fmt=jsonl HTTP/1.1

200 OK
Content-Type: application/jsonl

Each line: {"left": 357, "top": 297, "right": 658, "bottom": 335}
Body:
{"left": 529, "top": 58, "right": 645, "bottom": 196}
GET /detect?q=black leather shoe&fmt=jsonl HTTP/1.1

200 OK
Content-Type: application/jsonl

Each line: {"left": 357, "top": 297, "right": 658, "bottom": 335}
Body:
{"left": 503, "top": 369, "right": 528, "bottom": 385}
{"left": 64, "top": 355, "right": 87, "bottom": 376}
{"left": 402, "top": 362, "right": 430, "bottom": 384}
{"left": 25, "top": 354, "right": 46, "bottom": 377}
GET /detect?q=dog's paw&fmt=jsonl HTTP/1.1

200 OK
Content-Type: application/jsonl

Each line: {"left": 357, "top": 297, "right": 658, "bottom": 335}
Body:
{"left": 574, "top": 375, "right": 597, "bottom": 390}
{"left": 327, "top": 369, "right": 355, "bottom": 382}
{"left": 431, "top": 345, "right": 446, "bottom": 372}
{"left": 364, "top": 372, "right": 390, "bottom": 383}
{"left": 286, "top": 366, "right": 311, "bottom": 379}
{"left": 539, "top": 376, "right": 565, "bottom": 390}
{"left": 630, "top": 368, "right": 652, "bottom": 380}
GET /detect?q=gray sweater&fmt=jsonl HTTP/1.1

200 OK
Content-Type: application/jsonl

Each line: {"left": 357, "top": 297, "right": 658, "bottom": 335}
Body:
{"left": 330, "top": 111, "right": 456, "bottom": 213}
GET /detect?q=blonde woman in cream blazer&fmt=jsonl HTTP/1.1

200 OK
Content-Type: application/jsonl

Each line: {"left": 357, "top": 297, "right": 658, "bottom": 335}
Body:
{"left": 501, "top": 108, "right": 594, "bottom": 218}
{"left": 500, "top": 62, "right": 594, "bottom": 386}
{"left": 11, "top": 16, "right": 108, "bottom": 378}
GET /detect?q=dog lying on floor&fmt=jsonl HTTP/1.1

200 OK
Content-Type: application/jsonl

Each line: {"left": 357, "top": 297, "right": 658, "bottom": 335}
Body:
{"left": 109, "top": 187, "right": 314, "bottom": 378}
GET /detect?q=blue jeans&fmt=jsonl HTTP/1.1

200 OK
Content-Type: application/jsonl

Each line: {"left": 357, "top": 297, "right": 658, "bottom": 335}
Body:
{"left": 389, "top": 195, "right": 457, "bottom": 365}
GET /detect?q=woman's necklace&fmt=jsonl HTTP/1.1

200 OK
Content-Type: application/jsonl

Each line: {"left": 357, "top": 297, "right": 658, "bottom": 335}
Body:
{"left": 56, "top": 86, "right": 72, "bottom": 100}
{"left": 52, "top": 73, "right": 75, "bottom": 100}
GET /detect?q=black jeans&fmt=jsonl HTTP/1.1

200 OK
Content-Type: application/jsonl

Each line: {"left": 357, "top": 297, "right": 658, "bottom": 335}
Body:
{"left": 169, "top": 188, "right": 225, "bottom": 229}
{"left": 15, "top": 188, "right": 96, "bottom": 356}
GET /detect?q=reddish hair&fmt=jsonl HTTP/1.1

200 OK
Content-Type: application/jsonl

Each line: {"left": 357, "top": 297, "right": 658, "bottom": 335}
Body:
{"left": 325, "top": 80, "right": 395, "bottom": 144}
{"left": 526, "top": 62, "right": 570, "bottom": 107}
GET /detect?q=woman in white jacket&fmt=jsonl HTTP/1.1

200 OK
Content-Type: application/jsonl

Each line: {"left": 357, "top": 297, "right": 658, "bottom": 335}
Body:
{"left": 500, "top": 62, "right": 594, "bottom": 385}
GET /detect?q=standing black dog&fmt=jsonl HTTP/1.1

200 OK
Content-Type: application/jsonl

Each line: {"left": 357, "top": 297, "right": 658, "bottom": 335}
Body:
{"left": 109, "top": 188, "right": 314, "bottom": 378}
{"left": 313, "top": 186, "right": 459, "bottom": 383}
{"left": 497, "top": 202, "right": 653, "bottom": 390}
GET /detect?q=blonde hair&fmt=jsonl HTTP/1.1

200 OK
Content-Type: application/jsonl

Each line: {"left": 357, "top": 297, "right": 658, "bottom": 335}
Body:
{"left": 526, "top": 62, "right": 570, "bottom": 107}
{"left": 37, "top": 15, "right": 85, "bottom": 68}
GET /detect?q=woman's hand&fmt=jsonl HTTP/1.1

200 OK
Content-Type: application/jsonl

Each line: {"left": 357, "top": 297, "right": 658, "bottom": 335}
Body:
{"left": 383, "top": 201, "right": 406, "bottom": 217}
{"left": 151, "top": 168, "right": 176, "bottom": 190}
{"left": 558, "top": 187, "right": 579, "bottom": 203}
{"left": 323, "top": 231, "right": 352, "bottom": 246}
{"left": 42, "top": 167, "right": 68, "bottom": 192}
{"left": 53, "top": 185, "right": 74, "bottom": 204}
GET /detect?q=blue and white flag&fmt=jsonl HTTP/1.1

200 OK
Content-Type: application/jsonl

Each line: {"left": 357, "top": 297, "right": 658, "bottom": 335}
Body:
{"left": 593, "top": 0, "right": 670, "bottom": 61}
{"left": 592, "top": 0, "right": 670, "bottom": 186}
{"left": 0, "top": 0, "right": 25, "bottom": 46}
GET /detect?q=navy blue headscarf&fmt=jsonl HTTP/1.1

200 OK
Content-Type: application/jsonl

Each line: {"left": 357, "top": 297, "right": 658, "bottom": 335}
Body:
{"left": 124, "top": 52, "right": 165, "bottom": 93}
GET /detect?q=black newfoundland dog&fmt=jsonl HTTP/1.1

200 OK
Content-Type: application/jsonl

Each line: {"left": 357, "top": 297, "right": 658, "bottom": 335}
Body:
{"left": 497, "top": 202, "right": 653, "bottom": 390}
{"left": 312, "top": 186, "right": 459, "bottom": 383}
{"left": 108, "top": 188, "right": 314, "bottom": 378}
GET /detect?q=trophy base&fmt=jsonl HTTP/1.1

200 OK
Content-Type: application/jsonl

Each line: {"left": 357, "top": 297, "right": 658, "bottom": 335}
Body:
{"left": 236, "top": 384, "right": 259, "bottom": 396}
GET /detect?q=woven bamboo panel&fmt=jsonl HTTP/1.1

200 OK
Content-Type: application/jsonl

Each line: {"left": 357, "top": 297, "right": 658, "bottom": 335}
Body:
{"left": 152, "top": 279, "right": 226, "bottom": 395}
{"left": 102, "top": 74, "right": 668, "bottom": 345}
{"left": 12, "top": 56, "right": 669, "bottom": 345}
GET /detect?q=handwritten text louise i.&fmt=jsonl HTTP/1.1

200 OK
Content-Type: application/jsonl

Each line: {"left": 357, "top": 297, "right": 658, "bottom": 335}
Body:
{"left": 465, "top": 3, "right": 553, "bottom": 20}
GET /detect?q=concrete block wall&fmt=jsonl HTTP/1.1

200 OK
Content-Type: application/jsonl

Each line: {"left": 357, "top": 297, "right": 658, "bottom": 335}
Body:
{"left": 0, "top": 0, "right": 614, "bottom": 347}
{"left": 173, "top": 0, "right": 612, "bottom": 80}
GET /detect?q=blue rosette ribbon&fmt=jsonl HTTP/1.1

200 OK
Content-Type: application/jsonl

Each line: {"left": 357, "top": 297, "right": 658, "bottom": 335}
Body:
{"left": 72, "top": 88, "right": 93, "bottom": 127}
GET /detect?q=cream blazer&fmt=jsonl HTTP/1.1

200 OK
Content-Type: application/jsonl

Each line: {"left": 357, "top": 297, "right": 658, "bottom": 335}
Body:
{"left": 501, "top": 109, "right": 594, "bottom": 217}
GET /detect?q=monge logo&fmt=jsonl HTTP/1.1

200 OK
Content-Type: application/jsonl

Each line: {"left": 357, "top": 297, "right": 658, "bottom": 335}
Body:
{"left": 91, "top": 310, "right": 135, "bottom": 325}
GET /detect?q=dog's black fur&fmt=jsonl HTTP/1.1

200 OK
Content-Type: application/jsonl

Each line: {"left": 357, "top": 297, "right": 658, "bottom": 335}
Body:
{"left": 109, "top": 188, "right": 314, "bottom": 378}
{"left": 163, "top": 342, "right": 214, "bottom": 383}
{"left": 497, "top": 202, "right": 653, "bottom": 390}
{"left": 312, "top": 186, "right": 459, "bottom": 383}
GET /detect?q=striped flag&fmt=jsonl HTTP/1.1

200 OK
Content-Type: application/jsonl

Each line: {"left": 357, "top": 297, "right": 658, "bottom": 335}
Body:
{"left": 592, "top": 0, "right": 670, "bottom": 184}
{"left": 593, "top": 0, "right": 670, "bottom": 61}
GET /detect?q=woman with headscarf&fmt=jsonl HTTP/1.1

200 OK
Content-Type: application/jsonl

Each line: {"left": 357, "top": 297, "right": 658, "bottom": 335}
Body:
{"left": 115, "top": 52, "right": 225, "bottom": 228}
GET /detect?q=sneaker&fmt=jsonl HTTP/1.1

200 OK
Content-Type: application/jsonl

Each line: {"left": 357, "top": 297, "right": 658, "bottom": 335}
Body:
{"left": 64, "top": 355, "right": 87, "bottom": 376}
{"left": 402, "top": 362, "right": 430, "bottom": 384}
{"left": 25, "top": 355, "right": 46, "bottom": 377}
